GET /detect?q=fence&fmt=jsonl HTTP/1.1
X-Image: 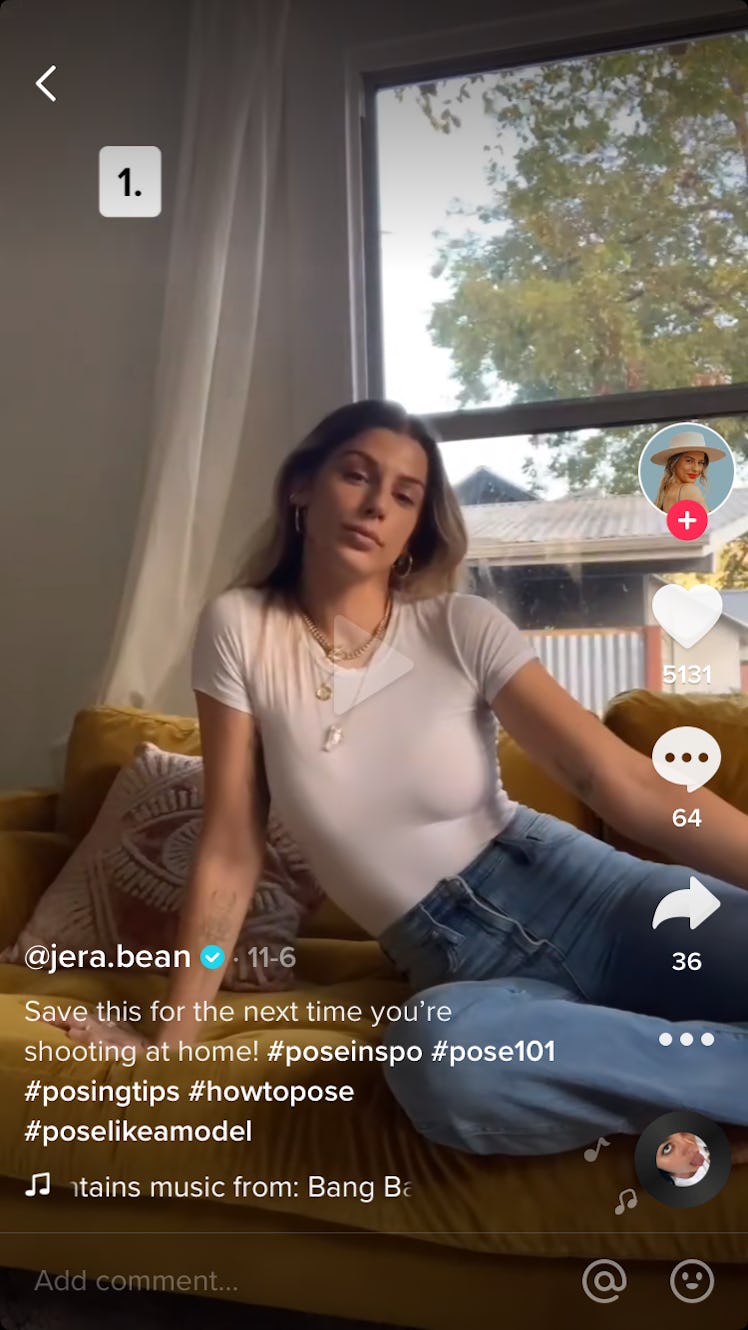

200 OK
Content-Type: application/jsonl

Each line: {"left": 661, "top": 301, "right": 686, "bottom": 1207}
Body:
{"left": 526, "top": 628, "right": 646, "bottom": 715}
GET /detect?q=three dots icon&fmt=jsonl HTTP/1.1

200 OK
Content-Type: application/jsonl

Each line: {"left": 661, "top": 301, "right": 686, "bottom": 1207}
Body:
{"left": 659, "top": 1031, "right": 715, "bottom": 1047}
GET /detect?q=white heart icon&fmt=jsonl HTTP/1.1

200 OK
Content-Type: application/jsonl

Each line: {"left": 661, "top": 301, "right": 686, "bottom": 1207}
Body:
{"left": 651, "top": 584, "right": 723, "bottom": 649}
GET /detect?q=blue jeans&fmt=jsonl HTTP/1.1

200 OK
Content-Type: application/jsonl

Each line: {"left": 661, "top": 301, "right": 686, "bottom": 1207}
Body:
{"left": 378, "top": 805, "right": 748, "bottom": 1155}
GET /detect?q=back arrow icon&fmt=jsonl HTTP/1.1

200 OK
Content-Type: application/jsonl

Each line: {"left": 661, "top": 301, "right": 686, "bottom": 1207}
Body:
{"left": 651, "top": 876, "right": 721, "bottom": 930}
{"left": 36, "top": 65, "right": 57, "bottom": 102}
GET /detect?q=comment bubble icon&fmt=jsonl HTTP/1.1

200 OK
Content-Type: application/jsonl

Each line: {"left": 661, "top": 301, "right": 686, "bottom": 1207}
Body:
{"left": 651, "top": 727, "right": 721, "bottom": 793}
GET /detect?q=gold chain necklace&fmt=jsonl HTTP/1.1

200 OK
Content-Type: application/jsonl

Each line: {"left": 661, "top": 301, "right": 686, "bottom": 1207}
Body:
{"left": 306, "top": 598, "right": 393, "bottom": 702}
{"left": 300, "top": 598, "right": 393, "bottom": 666}
{"left": 299, "top": 599, "right": 394, "bottom": 746}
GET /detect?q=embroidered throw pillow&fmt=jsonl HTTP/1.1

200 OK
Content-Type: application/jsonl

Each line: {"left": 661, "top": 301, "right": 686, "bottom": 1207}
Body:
{"left": 0, "top": 742, "right": 324, "bottom": 990}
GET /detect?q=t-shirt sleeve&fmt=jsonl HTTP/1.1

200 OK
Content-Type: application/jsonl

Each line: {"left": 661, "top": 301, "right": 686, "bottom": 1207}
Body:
{"left": 190, "top": 591, "right": 253, "bottom": 714}
{"left": 448, "top": 593, "right": 537, "bottom": 704}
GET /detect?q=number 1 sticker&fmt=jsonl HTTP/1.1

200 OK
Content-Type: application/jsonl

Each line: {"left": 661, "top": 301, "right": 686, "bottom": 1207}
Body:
{"left": 99, "top": 146, "right": 161, "bottom": 217}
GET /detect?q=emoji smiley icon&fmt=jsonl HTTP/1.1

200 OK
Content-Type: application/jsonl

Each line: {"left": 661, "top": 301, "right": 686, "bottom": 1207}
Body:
{"left": 669, "top": 1259, "right": 715, "bottom": 1303}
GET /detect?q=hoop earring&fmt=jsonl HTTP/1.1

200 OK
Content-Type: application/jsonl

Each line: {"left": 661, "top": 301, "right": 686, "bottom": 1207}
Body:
{"left": 293, "top": 505, "right": 304, "bottom": 535}
{"left": 393, "top": 550, "right": 413, "bottom": 578}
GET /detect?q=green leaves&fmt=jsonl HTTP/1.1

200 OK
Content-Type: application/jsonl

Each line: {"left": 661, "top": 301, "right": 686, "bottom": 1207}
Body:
{"left": 404, "top": 32, "right": 748, "bottom": 488}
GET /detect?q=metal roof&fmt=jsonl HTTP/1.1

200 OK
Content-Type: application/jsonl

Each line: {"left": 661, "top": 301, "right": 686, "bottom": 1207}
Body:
{"left": 464, "top": 487, "right": 748, "bottom": 566}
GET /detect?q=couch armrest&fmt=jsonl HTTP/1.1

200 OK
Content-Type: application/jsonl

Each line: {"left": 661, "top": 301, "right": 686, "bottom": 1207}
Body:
{"left": 0, "top": 789, "right": 59, "bottom": 833}
{"left": 0, "top": 830, "right": 74, "bottom": 951}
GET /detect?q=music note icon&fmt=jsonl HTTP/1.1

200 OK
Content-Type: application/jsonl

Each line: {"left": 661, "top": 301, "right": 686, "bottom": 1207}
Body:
{"left": 614, "top": 1188, "right": 638, "bottom": 1215}
{"left": 583, "top": 1137, "right": 611, "bottom": 1163}
{"left": 25, "top": 1171, "right": 51, "bottom": 1198}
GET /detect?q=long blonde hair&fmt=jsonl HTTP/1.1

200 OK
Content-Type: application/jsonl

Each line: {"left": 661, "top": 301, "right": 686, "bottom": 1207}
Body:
{"left": 655, "top": 452, "right": 710, "bottom": 511}
{"left": 224, "top": 399, "right": 470, "bottom": 606}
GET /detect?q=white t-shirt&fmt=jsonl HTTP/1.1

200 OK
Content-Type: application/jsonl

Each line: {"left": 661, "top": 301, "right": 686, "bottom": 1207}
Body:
{"left": 190, "top": 587, "right": 536, "bottom": 935}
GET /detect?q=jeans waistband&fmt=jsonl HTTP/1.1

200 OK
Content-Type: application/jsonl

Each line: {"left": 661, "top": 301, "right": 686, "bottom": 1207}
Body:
{"left": 378, "top": 802, "right": 539, "bottom": 950}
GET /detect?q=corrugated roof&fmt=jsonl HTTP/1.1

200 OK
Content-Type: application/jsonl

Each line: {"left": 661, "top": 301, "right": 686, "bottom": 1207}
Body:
{"left": 464, "top": 487, "right": 748, "bottom": 565}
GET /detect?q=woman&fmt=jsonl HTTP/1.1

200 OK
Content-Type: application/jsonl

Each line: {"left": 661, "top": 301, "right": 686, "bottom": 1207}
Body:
{"left": 656, "top": 1133, "right": 710, "bottom": 1187}
{"left": 651, "top": 430, "right": 726, "bottom": 513}
{"left": 50, "top": 400, "right": 748, "bottom": 1161}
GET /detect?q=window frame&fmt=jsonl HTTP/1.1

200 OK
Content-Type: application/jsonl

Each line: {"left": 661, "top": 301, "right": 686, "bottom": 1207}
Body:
{"left": 359, "top": 9, "right": 748, "bottom": 442}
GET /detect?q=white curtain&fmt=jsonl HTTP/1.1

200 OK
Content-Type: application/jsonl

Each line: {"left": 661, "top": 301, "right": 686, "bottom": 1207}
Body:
{"left": 92, "top": 0, "right": 289, "bottom": 717}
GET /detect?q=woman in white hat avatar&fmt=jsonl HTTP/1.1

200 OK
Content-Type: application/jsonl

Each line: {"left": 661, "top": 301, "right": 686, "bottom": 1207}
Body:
{"left": 652, "top": 429, "right": 727, "bottom": 513}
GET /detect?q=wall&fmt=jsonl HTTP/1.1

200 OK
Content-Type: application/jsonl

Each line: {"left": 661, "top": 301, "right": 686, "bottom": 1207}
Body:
{"left": 0, "top": 0, "right": 743, "bottom": 786}
{"left": 0, "top": 0, "right": 188, "bottom": 785}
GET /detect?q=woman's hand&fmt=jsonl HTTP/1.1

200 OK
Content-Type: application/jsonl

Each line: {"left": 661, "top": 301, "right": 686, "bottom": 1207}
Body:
{"left": 43, "top": 1011, "right": 152, "bottom": 1055}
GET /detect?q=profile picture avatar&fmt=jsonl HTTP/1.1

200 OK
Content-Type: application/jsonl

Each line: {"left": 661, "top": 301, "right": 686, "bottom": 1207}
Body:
{"left": 656, "top": 1132, "right": 710, "bottom": 1187}
{"left": 638, "top": 424, "right": 735, "bottom": 515}
{"left": 635, "top": 1111, "right": 732, "bottom": 1209}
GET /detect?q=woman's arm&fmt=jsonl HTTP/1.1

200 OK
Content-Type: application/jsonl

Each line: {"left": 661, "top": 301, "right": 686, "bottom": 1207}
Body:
{"left": 152, "top": 693, "right": 271, "bottom": 1044}
{"left": 46, "top": 692, "right": 269, "bottom": 1052}
{"left": 50, "top": 848, "right": 266, "bottom": 1051}
{"left": 151, "top": 845, "right": 267, "bottom": 1046}
{"left": 492, "top": 660, "right": 748, "bottom": 890}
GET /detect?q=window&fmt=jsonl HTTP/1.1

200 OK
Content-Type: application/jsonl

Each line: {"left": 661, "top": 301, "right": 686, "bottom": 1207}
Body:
{"left": 363, "top": 19, "right": 748, "bottom": 713}
{"left": 366, "top": 24, "right": 748, "bottom": 427}
{"left": 455, "top": 417, "right": 748, "bottom": 713}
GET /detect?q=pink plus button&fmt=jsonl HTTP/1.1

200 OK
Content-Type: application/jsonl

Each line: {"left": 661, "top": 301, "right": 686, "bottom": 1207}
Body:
{"left": 666, "top": 500, "right": 708, "bottom": 541}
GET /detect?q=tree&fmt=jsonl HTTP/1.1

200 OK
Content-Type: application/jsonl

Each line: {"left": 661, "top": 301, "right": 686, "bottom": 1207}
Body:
{"left": 399, "top": 33, "right": 748, "bottom": 496}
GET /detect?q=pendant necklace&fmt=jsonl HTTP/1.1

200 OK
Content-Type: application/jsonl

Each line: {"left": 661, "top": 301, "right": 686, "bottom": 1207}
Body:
{"left": 319, "top": 659, "right": 374, "bottom": 752}
{"left": 300, "top": 598, "right": 394, "bottom": 752}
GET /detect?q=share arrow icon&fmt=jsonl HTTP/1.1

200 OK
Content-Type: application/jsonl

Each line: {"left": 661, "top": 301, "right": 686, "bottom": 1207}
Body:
{"left": 651, "top": 876, "right": 721, "bottom": 931}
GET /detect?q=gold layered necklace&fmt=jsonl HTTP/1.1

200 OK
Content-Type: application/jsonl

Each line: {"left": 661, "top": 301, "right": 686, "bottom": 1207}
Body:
{"left": 300, "top": 598, "right": 393, "bottom": 701}
{"left": 299, "top": 597, "right": 394, "bottom": 750}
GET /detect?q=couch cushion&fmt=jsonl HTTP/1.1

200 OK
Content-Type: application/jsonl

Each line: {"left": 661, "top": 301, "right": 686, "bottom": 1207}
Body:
{"left": 0, "top": 831, "right": 75, "bottom": 951}
{"left": 55, "top": 706, "right": 203, "bottom": 844}
{"left": 0, "top": 790, "right": 58, "bottom": 833}
{"left": 5, "top": 743, "right": 323, "bottom": 991}
{"left": 602, "top": 690, "right": 748, "bottom": 857}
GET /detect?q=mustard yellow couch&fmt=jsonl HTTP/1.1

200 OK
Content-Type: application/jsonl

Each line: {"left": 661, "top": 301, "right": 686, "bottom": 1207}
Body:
{"left": 0, "top": 692, "right": 746, "bottom": 1330}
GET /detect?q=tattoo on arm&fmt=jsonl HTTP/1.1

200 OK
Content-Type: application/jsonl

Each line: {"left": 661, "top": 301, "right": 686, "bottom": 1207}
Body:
{"left": 190, "top": 883, "right": 251, "bottom": 946}
{"left": 196, "top": 888, "right": 245, "bottom": 949}
{"left": 198, "top": 917, "right": 235, "bottom": 949}
{"left": 555, "top": 759, "right": 597, "bottom": 806}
